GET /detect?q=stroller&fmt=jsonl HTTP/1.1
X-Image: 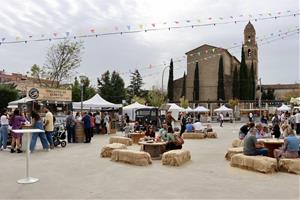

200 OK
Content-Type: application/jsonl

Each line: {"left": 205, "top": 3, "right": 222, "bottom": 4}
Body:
{"left": 52, "top": 124, "right": 67, "bottom": 148}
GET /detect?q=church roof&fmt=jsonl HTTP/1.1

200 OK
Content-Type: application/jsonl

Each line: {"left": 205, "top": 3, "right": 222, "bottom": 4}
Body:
{"left": 185, "top": 44, "right": 240, "bottom": 64}
{"left": 244, "top": 21, "right": 256, "bottom": 33}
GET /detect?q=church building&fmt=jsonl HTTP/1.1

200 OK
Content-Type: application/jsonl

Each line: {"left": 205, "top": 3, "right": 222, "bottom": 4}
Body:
{"left": 173, "top": 22, "right": 258, "bottom": 102}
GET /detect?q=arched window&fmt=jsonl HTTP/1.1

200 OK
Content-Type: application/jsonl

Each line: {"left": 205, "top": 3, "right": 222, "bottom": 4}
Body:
{"left": 248, "top": 49, "right": 252, "bottom": 57}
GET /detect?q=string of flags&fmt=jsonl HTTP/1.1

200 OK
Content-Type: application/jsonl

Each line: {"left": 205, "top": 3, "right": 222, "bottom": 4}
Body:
{"left": 0, "top": 9, "right": 299, "bottom": 45}
{"left": 141, "top": 29, "right": 299, "bottom": 80}
{"left": 116, "top": 26, "right": 299, "bottom": 77}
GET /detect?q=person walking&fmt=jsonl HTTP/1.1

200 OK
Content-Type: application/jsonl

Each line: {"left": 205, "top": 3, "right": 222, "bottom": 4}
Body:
{"left": 9, "top": 109, "right": 25, "bottom": 153}
{"left": 219, "top": 113, "right": 224, "bottom": 127}
{"left": 179, "top": 112, "right": 187, "bottom": 135}
{"left": 104, "top": 112, "right": 111, "bottom": 134}
{"left": 295, "top": 110, "right": 300, "bottom": 135}
{"left": 30, "top": 111, "right": 49, "bottom": 152}
{"left": 44, "top": 107, "right": 54, "bottom": 149}
{"left": 0, "top": 110, "right": 9, "bottom": 151}
{"left": 81, "top": 112, "right": 91, "bottom": 143}
{"left": 66, "top": 111, "right": 76, "bottom": 143}
{"left": 95, "top": 112, "right": 101, "bottom": 134}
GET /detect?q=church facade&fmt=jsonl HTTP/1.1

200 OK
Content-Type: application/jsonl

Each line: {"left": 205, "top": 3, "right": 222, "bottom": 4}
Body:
{"left": 174, "top": 22, "right": 258, "bottom": 102}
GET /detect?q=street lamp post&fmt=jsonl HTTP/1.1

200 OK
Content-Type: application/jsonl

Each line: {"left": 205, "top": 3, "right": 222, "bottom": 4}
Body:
{"left": 258, "top": 77, "right": 262, "bottom": 119}
{"left": 161, "top": 65, "right": 169, "bottom": 93}
{"left": 79, "top": 75, "right": 87, "bottom": 114}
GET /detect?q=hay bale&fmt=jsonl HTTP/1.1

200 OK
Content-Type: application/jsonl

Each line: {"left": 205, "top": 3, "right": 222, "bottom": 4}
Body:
{"left": 109, "top": 136, "right": 133, "bottom": 146}
{"left": 279, "top": 159, "right": 300, "bottom": 175}
{"left": 182, "top": 132, "right": 206, "bottom": 139}
{"left": 162, "top": 150, "right": 191, "bottom": 166}
{"left": 111, "top": 149, "right": 152, "bottom": 166}
{"left": 225, "top": 147, "right": 243, "bottom": 161}
{"left": 230, "top": 154, "right": 277, "bottom": 173}
{"left": 231, "top": 138, "right": 244, "bottom": 147}
{"left": 206, "top": 132, "right": 217, "bottom": 138}
{"left": 100, "top": 143, "right": 127, "bottom": 158}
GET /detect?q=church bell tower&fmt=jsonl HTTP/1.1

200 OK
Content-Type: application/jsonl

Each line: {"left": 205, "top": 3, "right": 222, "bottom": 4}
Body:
{"left": 243, "top": 21, "right": 258, "bottom": 77}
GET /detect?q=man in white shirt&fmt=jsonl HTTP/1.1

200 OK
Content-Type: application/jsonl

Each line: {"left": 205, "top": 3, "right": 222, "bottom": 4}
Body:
{"left": 44, "top": 107, "right": 54, "bottom": 149}
{"left": 219, "top": 113, "right": 224, "bottom": 127}
{"left": 193, "top": 121, "right": 205, "bottom": 132}
{"left": 95, "top": 112, "right": 101, "bottom": 134}
{"left": 295, "top": 110, "right": 300, "bottom": 135}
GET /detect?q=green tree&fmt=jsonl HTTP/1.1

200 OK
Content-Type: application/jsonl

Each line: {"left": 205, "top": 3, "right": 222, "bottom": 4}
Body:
{"left": 249, "top": 61, "right": 256, "bottom": 100}
{"left": 181, "top": 72, "right": 186, "bottom": 98}
{"left": 217, "top": 56, "right": 225, "bottom": 100}
{"left": 232, "top": 65, "right": 239, "bottom": 99}
{"left": 167, "top": 59, "right": 174, "bottom": 102}
{"left": 97, "top": 71, "right": 112, "bottom": 102}
{"left": 147, "top": 89, "right": 166, "bottom": 107}
{"left": 193, "top": 62, "right": 200, "bottom": 101}
{"left": 179, "top": 96, "right": 189, "bottom": 108}
{"left": 27, "top": 64, "right": 45, "bottom": 86}
{"left": 127, "top": 69, "right": 144, "bottom": 100}
{"left": 239, "top": 46, "right": 249, "bottom": 100}
{"left": 0, "top": 84, "right": 19, "bottom": 110}
{"left": 97, "top": 71, "right": 126, "bottom": 103}
{"left": 132, "top": 95, "right": 146, "bottom": 105}
{"left": 110, "top": 71, "right": 126, "bottom": 104}
{"left": 72, "top": 77, "right": 96, "bottom": 102}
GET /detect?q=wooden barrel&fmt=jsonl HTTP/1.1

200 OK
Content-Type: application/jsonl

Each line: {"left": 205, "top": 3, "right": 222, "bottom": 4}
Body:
{"left": 75, "top": 121, "right": 85, "bottom": 143}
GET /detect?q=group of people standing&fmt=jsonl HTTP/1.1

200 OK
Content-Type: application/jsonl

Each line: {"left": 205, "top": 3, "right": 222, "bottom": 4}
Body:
{"left": 0, "top": 107, "right": 55, "bottom": 153}
{"left": 66, "top": 111, "right": 111, "bottom": 144}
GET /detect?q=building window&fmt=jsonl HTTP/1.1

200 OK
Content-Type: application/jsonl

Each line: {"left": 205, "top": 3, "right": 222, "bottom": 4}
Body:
{"left": 248, "top": 49, "right": 252, "bottom": 57}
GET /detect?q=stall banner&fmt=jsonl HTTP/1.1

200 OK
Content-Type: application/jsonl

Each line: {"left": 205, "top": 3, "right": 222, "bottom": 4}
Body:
{"left": 27, "top": 87, "right": 72, "bottom": 102}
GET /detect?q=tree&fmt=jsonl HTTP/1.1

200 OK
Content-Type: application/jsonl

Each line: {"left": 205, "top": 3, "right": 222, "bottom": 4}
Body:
{"left": 28, "top": 64, "right": 45, "bottom": 86}
{"left": 147, "top": 89, "right": 166, "bottom": 107}
{"left": 193, "top": 62, "right": 200, "bottom": 101}
{"left": 248, "top": 61, "right": 256, "bottom": 100}
{"left": 232, "top": 65, "right": 239, "bottom": 99}
{"left": 239, "top": 46, "right": 249, "bottom": 100}
{"left": 181, "top": 72, "right": 186, "bottom": 98}
{"left": 167, "top": 59, "right": 174, "bottom": 102}
{"left": 97, "top": 70, "right": 126, "bottom": 103}
{"left": 179, "top": 96, "right": 189, "bottom": 108}
{"left": 132, "top": 95, "right": 146, "bottom": 105}
{"left": 0, "top": 84, "right": 19, "bottom": 110}
{"left": 127, "top": 69, "right": 144, "bottom": 100}
{"left": 72, "top": 77, "right": 96, "bottom": 102}
{"left": 110, "top": 71, "right": 126, "bottom": 104}
{"left": 217, "top": 56, "right": 225, "bottom": 100}
{"left": 44, "top": 40, "right": 84, "bottom": 88}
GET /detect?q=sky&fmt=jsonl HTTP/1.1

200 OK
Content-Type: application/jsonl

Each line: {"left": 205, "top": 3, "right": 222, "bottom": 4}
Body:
{"left": 0, "top": 0, "right": 299, "bottom": 90}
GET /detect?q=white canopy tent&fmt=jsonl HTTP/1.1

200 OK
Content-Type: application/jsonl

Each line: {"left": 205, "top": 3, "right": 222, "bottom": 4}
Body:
{"left": 194, "top": 106, "right": 209, "bottom": 113}
{"left": 123, "top": 102, "right": 153, "bottom": 121}
{"left": 214, "top": 105, "right": 233, "bottom": 112}
{"left": 72, "top": 94, "right": 120, "bottom": 110}
{"left": 167, "top": 103, "right": 185, "bottom": 120}
{"left": 290, "top": 97, "right": 300, "bottom": 105}
{"left": 185, "top": 107, "right": 194, "bottom": 113}
{"left": 277, "top": 104, "right": 291, "bottom": 112}
{"left": 8, "top": 97, "right": 33, "bottom": 109}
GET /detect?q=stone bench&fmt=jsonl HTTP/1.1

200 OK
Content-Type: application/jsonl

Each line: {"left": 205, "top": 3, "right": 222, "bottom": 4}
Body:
{"left": 231, "top": 138, "right": 244, "bottom": 147}
{"left": 278, "top": 158, "right": 300, "bottom": 175}
{"left": 111, "top": 149, "right": 152, "bottom": 166}
{"left": 225, "top": 147, "right": 243, "bottom": 161}
{"left": 100, "top": 143, "right": 127, "bottom": 158}
{"left": 206, "top": 132, "right": 217, "bottom": 138}
{"left": 230, "top": 154, "right": 277, "bottom": 173}
{"left": 162, "top": 149, "right": 191, "bottom": 166}
{"left": 182, "top": 132, "right": 206, "bottom": 139}
{"left": 109, "top": 136, "right": 133, "bottom": 146}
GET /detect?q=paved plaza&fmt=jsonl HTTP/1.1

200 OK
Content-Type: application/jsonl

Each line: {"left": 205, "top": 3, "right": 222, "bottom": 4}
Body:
{"left": 0, "top": 123, "right": 299, "bottom": 199}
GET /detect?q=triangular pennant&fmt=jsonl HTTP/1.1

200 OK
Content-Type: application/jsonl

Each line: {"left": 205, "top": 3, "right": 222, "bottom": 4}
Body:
{"left": 139, "top": 24, "right": 144, "bottom": 29}
{"left": 127, "top": 25, "right": 131, "bottom": 30}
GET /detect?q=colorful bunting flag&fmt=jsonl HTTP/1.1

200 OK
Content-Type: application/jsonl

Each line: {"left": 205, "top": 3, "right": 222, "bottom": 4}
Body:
{"left": 151, "top": 23, "right": 155, "bottom": 27}
{"left": 139, "top": 24, "right": 144, "bottom": 29}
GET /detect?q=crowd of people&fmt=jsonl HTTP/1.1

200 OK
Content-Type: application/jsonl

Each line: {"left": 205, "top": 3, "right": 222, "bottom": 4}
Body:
{"left": 0, "top": 108, "right": 116, "bottom": 153}
{"left": 240, "top": 109, "right": 300, "bottom": 161}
